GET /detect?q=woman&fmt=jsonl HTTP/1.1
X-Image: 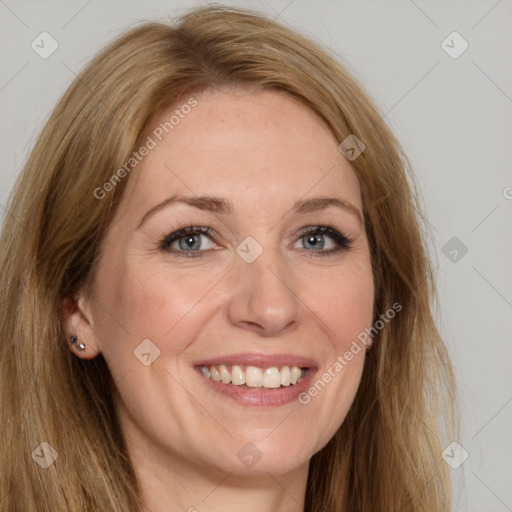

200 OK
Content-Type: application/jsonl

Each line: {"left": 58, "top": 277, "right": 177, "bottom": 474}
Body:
{"left": 0, "top": 6, "right": 458, "bottom": 511}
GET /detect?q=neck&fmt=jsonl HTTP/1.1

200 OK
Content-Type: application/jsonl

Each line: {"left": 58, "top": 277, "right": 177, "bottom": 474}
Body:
{"left": 137, "top": 458, "right": 308, "bottom": 512}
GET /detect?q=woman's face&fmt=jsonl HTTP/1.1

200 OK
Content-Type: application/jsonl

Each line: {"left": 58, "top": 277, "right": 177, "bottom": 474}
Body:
{"left": 77, "top": 88, "right": 374, "bottom": 476}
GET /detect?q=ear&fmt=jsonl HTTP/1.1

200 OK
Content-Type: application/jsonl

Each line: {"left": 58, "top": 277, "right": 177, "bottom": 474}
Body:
{"left": 61, "top": 293, "right": 101, "bottom": 360}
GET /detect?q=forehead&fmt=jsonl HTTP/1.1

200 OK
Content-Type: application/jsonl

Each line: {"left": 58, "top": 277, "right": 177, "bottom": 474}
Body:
{"left": 120, "top": 88, "right": 362, "bottom": 219}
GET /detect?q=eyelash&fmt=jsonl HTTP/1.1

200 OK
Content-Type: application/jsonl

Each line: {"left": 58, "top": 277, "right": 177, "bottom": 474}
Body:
{"left": 158, "top": 225, "right": 353, "bottom": 259}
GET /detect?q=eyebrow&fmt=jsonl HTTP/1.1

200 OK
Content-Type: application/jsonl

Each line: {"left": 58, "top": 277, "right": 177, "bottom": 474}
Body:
{"left": 136, "top": 194, "right": 363, "bottom": 229}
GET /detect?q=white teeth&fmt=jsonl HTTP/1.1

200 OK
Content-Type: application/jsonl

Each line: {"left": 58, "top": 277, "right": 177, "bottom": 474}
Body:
{"left": 263, "top": 367, "right": 281, "bottom": 388}
{"left": 199, "top": 364, "right": 306, "bottom": 389}
{"left": 231, "top": 365, "right": 245, "bottom": 386}
{"left": 280, "top": 366, "right": 291, "bottom": 386}
{"left": 210, "top": 366, "right": 221, "bottom": 382}
{"left": 219, "top": 364, "right": 231, "bottom": 384}
{"left": 290, "top": 366, "right": 301, "bottom": 385}
{"left": 245, "top": 366, "right": 263, "bottom": 387}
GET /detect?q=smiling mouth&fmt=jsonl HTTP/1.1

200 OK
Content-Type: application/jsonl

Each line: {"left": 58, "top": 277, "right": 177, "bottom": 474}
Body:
{"left": 196, "top": 364, "right": 307, "bottom": 389}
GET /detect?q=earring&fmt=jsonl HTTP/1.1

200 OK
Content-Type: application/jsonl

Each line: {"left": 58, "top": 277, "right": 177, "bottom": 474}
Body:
{"left": 70, "top": 335, "right": 85, "bottom": 352}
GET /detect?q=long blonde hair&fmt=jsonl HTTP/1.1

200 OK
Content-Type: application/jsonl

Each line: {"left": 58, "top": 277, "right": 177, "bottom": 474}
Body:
{"left": 0, "top": 6, "right": 457, "bottom": 511}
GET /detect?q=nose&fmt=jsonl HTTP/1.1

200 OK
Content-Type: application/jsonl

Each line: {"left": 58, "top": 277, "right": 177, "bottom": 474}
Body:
{"left": 226, "top": 245, "right": 300, "bottom": 337}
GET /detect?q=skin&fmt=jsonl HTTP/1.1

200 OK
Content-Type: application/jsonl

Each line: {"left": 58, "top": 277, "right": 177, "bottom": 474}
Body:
{"left": 63, "top": 88, "right": 375, "bottom": 512}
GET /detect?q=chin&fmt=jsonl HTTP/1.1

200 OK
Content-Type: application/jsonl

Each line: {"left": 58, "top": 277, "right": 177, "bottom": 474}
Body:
{"left": 205, "top": 433, "right": 316, "bottom": 477}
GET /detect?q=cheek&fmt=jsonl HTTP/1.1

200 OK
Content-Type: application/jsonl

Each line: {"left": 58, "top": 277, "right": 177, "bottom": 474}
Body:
{"left": 105, "top": 260, "right": 225, "bottom": 349}
{"left": 295, "top": 258, "right": 373, "bottom": 426}
{"left": 307, "top": 260, "right": 375, "bottom": 351}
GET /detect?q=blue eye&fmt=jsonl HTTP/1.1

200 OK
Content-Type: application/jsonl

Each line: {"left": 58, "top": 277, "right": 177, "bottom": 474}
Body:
{"left": 158, "top": 227, "right": 217, "bottom": 258}
{"left": 293, "top": 226, "right": 353, "bottom": 255}
{"left": 158, "top": 225, "right": 353, "bottom": 258}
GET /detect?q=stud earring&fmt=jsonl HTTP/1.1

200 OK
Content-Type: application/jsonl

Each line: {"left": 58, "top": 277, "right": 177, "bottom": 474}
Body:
{"left": 70, "top": 335, "right": 85, "bottom": 352}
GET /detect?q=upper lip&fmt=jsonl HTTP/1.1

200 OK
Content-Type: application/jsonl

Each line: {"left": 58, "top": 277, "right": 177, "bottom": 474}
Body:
{"left": 193, "top": 353, "right": 317, "bottom": 369}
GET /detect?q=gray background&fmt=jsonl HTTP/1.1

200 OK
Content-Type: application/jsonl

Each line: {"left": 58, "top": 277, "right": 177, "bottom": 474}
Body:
{"left": 1, "top": 1, "right": 511, "bottom": 510}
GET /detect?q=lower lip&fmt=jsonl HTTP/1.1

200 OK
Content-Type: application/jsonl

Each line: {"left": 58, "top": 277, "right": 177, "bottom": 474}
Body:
{"left": 195, "top": 367, "right": 317, "bottom": 407}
